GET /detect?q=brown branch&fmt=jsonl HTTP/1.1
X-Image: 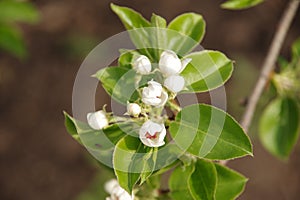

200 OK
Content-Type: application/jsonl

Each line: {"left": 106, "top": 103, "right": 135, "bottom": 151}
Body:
{"left": 221, "top": 0, "right": 299, "bottom": 166}
{"left": 241, "top": 0, "right": 300, "bottom": 132}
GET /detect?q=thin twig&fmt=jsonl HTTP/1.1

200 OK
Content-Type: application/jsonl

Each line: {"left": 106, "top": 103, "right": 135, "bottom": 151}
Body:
{"left": 221, "top": 0, "right": 299, "bottom": 166}
{"left": 241, "top": 0, "right": 300, "bottom": 132}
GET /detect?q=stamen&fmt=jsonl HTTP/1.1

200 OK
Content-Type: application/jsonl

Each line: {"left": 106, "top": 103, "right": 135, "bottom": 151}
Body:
{"left": 145, "top": 132, "right": 158, "bottom": 139}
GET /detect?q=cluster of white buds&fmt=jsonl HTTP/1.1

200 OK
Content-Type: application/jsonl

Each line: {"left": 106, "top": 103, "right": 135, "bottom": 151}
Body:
{"left": 105, "top": 179, "right": 133, "bottom": 200}
{"left": 159, "top": 50, "right": 191, "bottom": 93}
{"left": 87, "top": 50, "right": 191, "bottom": 147}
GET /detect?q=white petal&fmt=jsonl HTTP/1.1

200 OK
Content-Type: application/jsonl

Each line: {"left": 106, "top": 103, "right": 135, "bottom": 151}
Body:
{"left": 104, "top": 179, "right": 119, "bottom": 194}
{"left": 148, "top": 80, "right": 163, "bottom": 96}
{"left": 146, "top": 139, "right": 165, "bottom": 147}
{"left": 148, "top": 122, "right": 163, "bottom": 135}
{"left": 142, "top": 97, "right": 161, "bottom": 106}
{"left": 127, "top": 103, "right": 141, "bottom": 117}
{"left": 142, "top": 81, "right": 162, "bottom": 98}
{"left": 159, "top": 50, "right": 182, "bottom": 76}
{"left": 164, "top": 75, "right": 185, "bottom": 93}
{"left": 155, "top": 91, "right": 168, "bottom": 107}
{"left": 158, "top": 124, "right": 167, "bottom": 142}
{"left": 139, "top": 121, "right": 166, "bottom": 147}
{"left": 148, "top": 80, "right": 162, "bottom": 88}
{"left": 133, "top": 55, "right": 152, "bottom": 75}
{"left": 87, "top": 111, "right": 109, "bottom": 130}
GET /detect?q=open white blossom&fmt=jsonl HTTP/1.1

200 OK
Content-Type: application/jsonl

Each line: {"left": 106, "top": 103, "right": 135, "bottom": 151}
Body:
{"left": 105, "top": 179, "right": 133, "bottom": 200}
{"left": 159, "top": 50, "right": 192, "bottom": 77}
{"left": 133, "top": 55, "right": 152, "bottom": 75}
{"left": 139, "top": 120, "right": 166, "bottom": 147}
{"left": 142, "top": 80, "right": 168, "bottom": 107}
{"left": 87, "top": 110, "right": 108, "bottom": 130}
{"left": 126, "top": 102, "right": 141, "bottom": 117}
{"left": 164, "top": 75, "right": 185, "bottom": 93}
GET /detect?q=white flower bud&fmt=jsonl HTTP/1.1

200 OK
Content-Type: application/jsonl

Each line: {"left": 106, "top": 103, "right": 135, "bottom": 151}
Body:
{"left": 105, "top": 179, "right": 133, "bottom": 200}
{"left": 87, "top": 110, "right": 108, "bottom": 130}
{"left": 142, "top": 80, "right": 168, "bottom": 107}
{"left": 164, "top": 75, "right": 185, "bottom": 93}
{"left": 133, "top": 55, "right": 152, "bottom": 75}
{"left": 159, "top": 50, "right": 192, "bottom": 76}
{"left": 139, "top": 120, "right": 166, "bottom": 147}
{"left": 126, "top": 103, "right": 141, "bottom": 117}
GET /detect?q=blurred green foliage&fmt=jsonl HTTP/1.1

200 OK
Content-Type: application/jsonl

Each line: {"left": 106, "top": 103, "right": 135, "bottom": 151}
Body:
{"left": 221, "top": 0, "right": 264, "bottom": 10}
{"left": 0, "top": 0, "right": 39, "bottom": 59}
{"left": 259, "top": 37, "right": 300, "bottom": 160}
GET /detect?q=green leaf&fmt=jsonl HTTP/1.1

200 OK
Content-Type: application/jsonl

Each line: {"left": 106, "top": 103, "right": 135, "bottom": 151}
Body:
{"left": 110, "top": 3, "right": 150, "bottom": 30}
{"left": 259, "top": 97, "right": 300, "bottom": 160}
{"left": 150, "top": 14, "right": 167, "bottom": 59}
{"left": 118, "top": 50, "right": 140, "bottom": 69}
{"left": 151, "top": 14, "right": 167, "bottom": 28}
{"left": 0, "top": 24, "right": 27, "bottom": 58}
{"left": 169, "top": 164, "right": 195, "bottom": 200}
{"left": 113, "top": 135, "right": 154, "bottom": 193}
{"left": 169, "top": 104, "right": 253, "bottom": 160}
{"left": 110, "top": 4, "right": 158, "bottom": 60}
{"left": 189, "top": 159, "right": 217, "bottom": 200}
{"left": 214, "top": 164, "right": 248, "bottom": 200}
{"left": 152, "top": 143, "right": 182, "bottom": 174}
{"left": 94, "top": 66, "right": 139, "bottom": 105}
{"left": 168, "top": 13, "right": 205, "bottom": 55}
{"left": 63, "top": 111, "right": 82, "bottom": 143}
{"left": 181, "top": 50, "right": 234, "bottom": 93}
{"left": 0, "top": 1, "right": 40, "bottom": 24}
{"left": 63, "top": 112, "right": 137, "bottom": 166}
{"left": 221, "top": 0, "right": 264, "bottom": 10}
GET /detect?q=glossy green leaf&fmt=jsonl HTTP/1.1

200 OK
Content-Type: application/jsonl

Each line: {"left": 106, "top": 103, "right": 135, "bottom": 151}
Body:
{"left": 214, "top": 164, "right": 247, "bottom": 200}
{"left": 151, "top": 14, "right": 166, "bottom": 28}
{"left": 0, "top": 24, "right": 27, "bottom": 58}
{"left": 169, "top": 104, "right": 252, "bottom": 160}
{"left": 168, "top": 13, "right": 205, "bottom": 55}
{"left": 0, "top": 1, "right": 39, "bottom": 24}
{"left": 118, "top": 50, "right": 140, "bottom": 69}
{"left": 169, "top": 164, "right": 195, "bottom": 200}
{"left": 150, "top": 14, "right": 167, "bottom": 59}
{"left": 221, "top": 0, "right": 264, "bottom": 10}
{"left": 111, "top": 3, "right": 150, "bottom": 30}
{"left": 189, "top": 159, "right": 217, "bottom": 200}
{"left": 63, "top": 111, "right": 82, "bottom": 143}
{"left": 110, "top": 4, "right": 158, "bottom": 60}
{"left": 63, "top": 112, "right": 138, "bottom": 166}
{"left": 181, "top": 50, "right": 234, "bottom": 93}
{"left": 113, "top": 135, "right": 155, "bottom": 193}
{"left": 94, "top": 66, "right": 139, "bottom": 105}
{"left": 259, "top": 97, "right": 300, "bottom": 160}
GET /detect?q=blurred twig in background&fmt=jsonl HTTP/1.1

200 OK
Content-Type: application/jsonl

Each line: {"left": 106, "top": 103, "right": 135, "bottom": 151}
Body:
{"left": 221, "top": 0, "right": 300, "bottom": 166}
{"left": 241, "top": 0, "right": 300, "bottom": 132}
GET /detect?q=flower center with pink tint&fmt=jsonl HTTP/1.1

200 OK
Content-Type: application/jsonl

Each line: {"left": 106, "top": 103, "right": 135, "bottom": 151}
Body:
{"left": 145, "top": 132, "right": 158, "bottom": 139}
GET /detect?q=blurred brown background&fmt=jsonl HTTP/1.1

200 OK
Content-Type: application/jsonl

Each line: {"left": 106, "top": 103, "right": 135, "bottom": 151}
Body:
{"left": 0, "top": 0, "right": 300, "bottom": 199}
